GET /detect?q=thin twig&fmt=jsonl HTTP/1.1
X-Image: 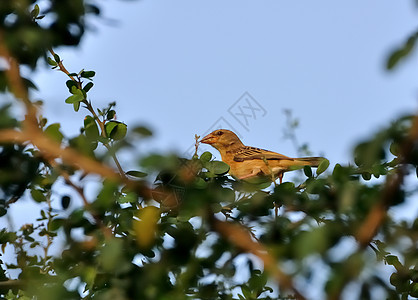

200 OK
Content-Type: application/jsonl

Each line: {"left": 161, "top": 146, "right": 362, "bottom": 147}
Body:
{"left": 47, "top": 49, "right": 127, "bottom": 178}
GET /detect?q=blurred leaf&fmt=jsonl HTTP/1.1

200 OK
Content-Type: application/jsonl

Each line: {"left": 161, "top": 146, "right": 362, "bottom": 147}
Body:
{"left": 387, "top": 31, "right": 418, "bottom": 70}
{"left": 31, "top": 189, "right": 46, "bottom": 203}
{"left": 97, "top": 238, "right": 127, "bottom": 273}
{"left": 44, "top": 123, "right": 64, "bottom": 143}
{"left": 132, "top": 126, "right": 153, "bottom": 137}
{"left": 31, "top": 5, "right": 40, "bottom": 19}
{"left": 134, "top": 206, "right": 160, "bottom": 249}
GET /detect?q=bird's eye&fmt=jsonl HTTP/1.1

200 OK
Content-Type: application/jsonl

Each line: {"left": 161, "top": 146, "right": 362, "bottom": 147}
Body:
{"left": 216, "top": 131, "right": 223, "bottom": 136}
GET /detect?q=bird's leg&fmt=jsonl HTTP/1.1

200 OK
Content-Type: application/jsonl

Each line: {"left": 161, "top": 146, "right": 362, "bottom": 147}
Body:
{"left": 274, "top": 172, "right": 284, "bottom": 218}
{"left": 262, "top": 157, "right": 276, "bottom": 185}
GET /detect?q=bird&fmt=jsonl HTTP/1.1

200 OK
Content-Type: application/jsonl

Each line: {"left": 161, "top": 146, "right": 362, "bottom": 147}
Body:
{"left": 200, "top": 129, "right": 325, "bottom": 184}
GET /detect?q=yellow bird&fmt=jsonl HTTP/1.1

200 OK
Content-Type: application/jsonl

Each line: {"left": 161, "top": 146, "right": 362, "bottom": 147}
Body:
{"left": 200, "top": 129, "right": 324, "bottom": 184}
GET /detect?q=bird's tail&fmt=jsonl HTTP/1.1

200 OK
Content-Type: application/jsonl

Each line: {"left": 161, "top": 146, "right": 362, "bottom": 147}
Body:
{"left": 294, "top": 157, "right": 325, "bottom": 167}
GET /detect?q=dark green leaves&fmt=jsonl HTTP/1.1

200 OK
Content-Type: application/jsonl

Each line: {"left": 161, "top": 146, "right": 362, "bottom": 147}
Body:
{"left": 66, "top": 80, "right": 78, "bottom": 92}
{"left": 126, "top": 170, "right": 147, "bottom": 178}
{"left": 80, "top": 70, "right": 96, "bottom": 79}
{"left": 83, "top": 82, "right": 94, "bottom": 93}
{"left": 105, "top": 121, "right": 127, "bottom": 140}
{"left": 304, "top": 165, "right": 313, "bottom": 178}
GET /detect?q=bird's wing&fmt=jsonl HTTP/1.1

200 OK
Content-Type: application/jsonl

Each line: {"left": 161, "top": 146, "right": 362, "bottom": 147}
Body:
{"left": 233, "top": 146, "right": 294, "bottom": 162}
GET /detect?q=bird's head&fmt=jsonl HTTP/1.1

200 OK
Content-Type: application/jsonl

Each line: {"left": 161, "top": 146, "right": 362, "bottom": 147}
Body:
{"left": 200, "top": 129, "right": 243, "bottom": 151}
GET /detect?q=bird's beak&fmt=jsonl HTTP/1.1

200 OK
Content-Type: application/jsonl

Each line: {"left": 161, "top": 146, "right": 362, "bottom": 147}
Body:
{"left": 200, "top": 133, "right": 216, "bottom": 144}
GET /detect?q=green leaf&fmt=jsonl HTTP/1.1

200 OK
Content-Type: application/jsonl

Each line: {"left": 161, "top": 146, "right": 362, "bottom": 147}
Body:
{"left": 73, "top": 101, "right": 81, "bottom": 112}
{"left": 200, "top": 151, "right": 212, "bottom": 164}
{"left": 303, "top": 165, "right": 313, "bottom": 178}
{"left": 31, "top": 189, "right": 46, "bottom": 203}
{"left": 387, "top": 33, "right": 418, "bottom": 70}
{"left": 44, "top": 123, "right": 64, "bottom": 143}
{"left": 84, "top": 116, "right": 100, "bottom": 140}
{"left": 106, "top": 110, "right": 116, "bottom": 120}
{"left": 49, "top": 218, "right": 64, "bottom": 231}
{"left": 47, "top": 57, "right": 57, "bottom": 67}
{"left": 316, "top": 158, "right": 330, "bottom": 175}
{"left": 105, "top": 121, "right": 127, "bottom": 140}
{"left": 31, "top": 4, "right": 40, "bottom": 18}
{"left": 385, "top": 255, "right": 401, "bottom": 268}
{"left": 132, "top": 126, "right": 153, "bottom": 137}
{"left": 126, "top": 170, "right": 147, "bottom": 178}
{"left": 66, "top": 80, "right": 78, "bottom": 91}
{"left": 53, "top": 54, "right": 61, "bottom": 63}
{"left": 389, "top": 142, "right": 400, "bottom": 157}
{"left": 205, "top": 160, "right": 230, "bottom": 175}
{"left": 65, "top": 93, "right": 84, "bottom": 104}
{"left": 81, "top": 71, "right": 96, "bottom": 78}
{"left": 0, "top": 207, "right": 6, "bottom": 217}
{"left": 118, "top": 192, "right": 137, "bottom": 204}
{"left": 361, "top": 172, "right": 371, "bottom": 181}
{"left": 83, "top": 82, "right": 94, "bottom": 93}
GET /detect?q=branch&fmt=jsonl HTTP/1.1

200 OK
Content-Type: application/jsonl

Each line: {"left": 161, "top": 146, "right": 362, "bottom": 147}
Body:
{"left": 0, "top": 129, "right": 121, "bottom": 181}
{"left": 213, "top": 219, "right": 306, "bottom": 300}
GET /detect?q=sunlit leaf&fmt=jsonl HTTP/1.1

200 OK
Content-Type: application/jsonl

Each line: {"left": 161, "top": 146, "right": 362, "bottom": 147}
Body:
{"left": 316, "top": 158, "right": 330, "bottom": 175}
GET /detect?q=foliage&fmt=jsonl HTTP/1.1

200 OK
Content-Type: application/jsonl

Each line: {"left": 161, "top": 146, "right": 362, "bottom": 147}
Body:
{"left": 0, "top": 1, "right": 417, "bottom": 300}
